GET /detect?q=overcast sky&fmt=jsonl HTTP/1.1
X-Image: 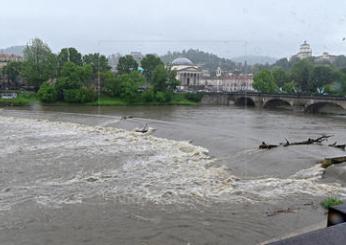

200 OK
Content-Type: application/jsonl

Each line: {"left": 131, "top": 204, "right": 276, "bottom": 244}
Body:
{"left": 1, "top": 0, "right": 346, "bottom": 58}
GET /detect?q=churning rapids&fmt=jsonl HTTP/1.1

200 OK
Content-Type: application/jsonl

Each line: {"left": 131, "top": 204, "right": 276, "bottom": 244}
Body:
{"left": 0, "top": 106, "right": 346, "bottom": 244}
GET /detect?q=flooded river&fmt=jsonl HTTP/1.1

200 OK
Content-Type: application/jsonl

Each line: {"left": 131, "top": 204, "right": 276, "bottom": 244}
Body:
{"left": 0, "top": 105, "right": 345, "bottom": 244}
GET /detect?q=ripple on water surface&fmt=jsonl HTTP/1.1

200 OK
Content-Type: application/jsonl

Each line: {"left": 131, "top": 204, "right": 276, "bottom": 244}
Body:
{"left": 0, "top": 115, "right": 345, "bottom": 210}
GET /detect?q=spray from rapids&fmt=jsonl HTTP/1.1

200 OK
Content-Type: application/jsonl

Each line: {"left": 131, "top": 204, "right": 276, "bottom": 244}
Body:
{"left": 0, "top": 115, "right": 344, "bottom": 209}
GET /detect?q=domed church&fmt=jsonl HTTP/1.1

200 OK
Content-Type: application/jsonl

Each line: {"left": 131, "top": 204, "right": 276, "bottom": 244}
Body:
{"left": 171, "top": 57, "right": 202, "bottom": 89}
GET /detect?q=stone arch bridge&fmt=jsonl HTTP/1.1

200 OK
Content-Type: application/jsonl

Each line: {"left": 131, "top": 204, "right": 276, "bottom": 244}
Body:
{"left": 200, "top": 92, "right": 346, "bottom": 113}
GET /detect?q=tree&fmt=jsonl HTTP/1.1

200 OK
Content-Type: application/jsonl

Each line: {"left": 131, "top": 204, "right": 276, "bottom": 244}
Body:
{"left": 2, "top": 61, "right": 22, "bottom": 88}
{"left": 83, "top": 53, "right": 110, "bottom": 78}
{"left": 141, "top": 55, "right": 164, "bottom": 82}
{"left": 290, "top": 59, "right": 313, "bottom": 93}
{"left": 63, "top": 86, "right": 96, "bottom": 103}
{"left": 152, "top": 65, "right": 169, "bottom": 92}
{"left": 310, "top": 65, "right": 336, "bottom": 93}
{"left": 253, "top": 69, "right": 277, "bottom": 93}
{"left": 59, "top": 62, "right": 92, "bottom": 85}
{"left": 54, "top": 62, "right": 93, "bottom": 100}
{"left": 282, "top": 81, "right": 297, "bottom": 94}
{"left": 104, "top": 71, "right": 145, "bottom": 100}
{"left": 119, "top": 72, "right": 145, "bottom": 101}
{"left": 117, "top": 55, "right": 138, "bottom": 74}
{"left": 150, "top": 65, "right": 180, "bottom": 92}
{"left": 104, "top": 72, "right": 122, "bottom": 97}
{"left": 37, "top": 82, "right": 58, "bottom": 102}
{"left": 272, "top": 67, "right": 289, "bottom": 88}
{"left": 273, "top": 58, "right": 290, "bottom": 70}
{"left": 58, "top": 48, "right": 82, "bottom": 73}
{"left": 21, "top": 38, "right": 57, "bottom": 89}
{"left": 166, "top": 69, "right": 180, "bottom": 91}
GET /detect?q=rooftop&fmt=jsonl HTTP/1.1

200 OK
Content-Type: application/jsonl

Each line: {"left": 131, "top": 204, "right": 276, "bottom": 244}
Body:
{"left": 172, "top": 57, "right": 194, "bottom": 66}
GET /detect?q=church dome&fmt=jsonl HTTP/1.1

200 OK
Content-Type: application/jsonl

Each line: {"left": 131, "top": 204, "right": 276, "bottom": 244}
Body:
{"left": 172, "top": 57, "right": 194, "bottom": 66}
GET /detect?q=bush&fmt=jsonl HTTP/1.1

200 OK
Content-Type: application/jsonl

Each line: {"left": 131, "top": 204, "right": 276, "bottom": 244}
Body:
{"left": 79, "top": 87, "right": 97, "bottom": 103}
{"left": 142, "top": 89, "right": 156, "bottom": 102}
{"left": 184, "top": 92, "right": 203, "bottom": 102}
{"left": 321, "top": 197, "right": 343, "bottom": 209}
{"left": 155, "top": 91, "right": 172, "bottom": 103}
{"left": 55, "top": 78, "right": 82, "bottom": 100}
{"left": 63, "top": 87, "right": 96, "bottom": 103}
{"left": 37, "top": 82, "right": 58, "bottom": 102}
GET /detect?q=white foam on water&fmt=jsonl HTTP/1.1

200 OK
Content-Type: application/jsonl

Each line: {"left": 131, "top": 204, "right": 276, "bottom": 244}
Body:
{"left": 0, "top": 115, "right": 345, "bottom": 210}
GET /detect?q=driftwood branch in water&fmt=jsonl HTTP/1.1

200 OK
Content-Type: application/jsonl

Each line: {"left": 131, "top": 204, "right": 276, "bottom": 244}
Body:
{"left": 259, "top": 142, "right": 278, "bottom": 149}
{"left": 328, "top": 142, "right": 346, "bottom": 151}
{"left": 283, "top": 135, "right": 332, "bottom": 147}
{"left": 259, "top": 135, "right": 340, "bottom": 150}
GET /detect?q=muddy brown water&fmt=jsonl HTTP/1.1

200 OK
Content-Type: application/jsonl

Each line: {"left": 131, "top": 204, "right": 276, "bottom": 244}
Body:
{"left": 0, "top": 105, "right": 345, "bottom": 245}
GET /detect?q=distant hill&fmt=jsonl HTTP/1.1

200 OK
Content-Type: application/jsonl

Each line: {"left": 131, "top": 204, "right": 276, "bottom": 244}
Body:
{"left": 232, "top": 55, "right": 278, "bottom": 65}
{"left": 0, "top": 46, "right": 25, "bottom": 56}
{"left": 161, "top": 49, "right": 237, "bottom": 73}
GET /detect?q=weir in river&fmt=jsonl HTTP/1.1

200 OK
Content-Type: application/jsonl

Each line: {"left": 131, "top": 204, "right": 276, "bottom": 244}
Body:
{"left": 0, "top": 105, "right": 345, "bottom": 245}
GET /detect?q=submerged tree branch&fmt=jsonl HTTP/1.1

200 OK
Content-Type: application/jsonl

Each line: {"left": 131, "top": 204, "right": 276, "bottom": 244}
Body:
{"left": 258, "top": 135, "right": 345, "bottom": 150}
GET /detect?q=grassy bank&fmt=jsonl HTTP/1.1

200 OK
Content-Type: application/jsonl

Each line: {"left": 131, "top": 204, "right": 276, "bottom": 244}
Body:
{"left": 0, "top": 92, "right": 37, "bottom": 106}
{"left": 1, "top": 92, "right": 200, "bottom": 107}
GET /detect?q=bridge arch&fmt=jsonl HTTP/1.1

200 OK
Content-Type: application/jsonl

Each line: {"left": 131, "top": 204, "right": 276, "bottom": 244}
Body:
{"left": 234, "top": 97, "right": 256, "bottom": 107}
{"left": 305, "top": 102, "right": 346, "bottom": 114}
{"left": 263, "top": 99, "right": 292, "bottom": 109}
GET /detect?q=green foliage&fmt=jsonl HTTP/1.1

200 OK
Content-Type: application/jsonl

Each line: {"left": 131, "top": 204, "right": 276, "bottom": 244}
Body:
{"left": 37, "top": 82, "right": 58, "bottom": 102}
{"left": 141, "top": 54, "right": 164, "bottom": 82}
{"left": 83, "top": 53, "right": 110, "bottom": 80}
{"left": 103, "top": 72, "right": 122, "bottom": 97}
{"left": 0, "top": 92, "right": 37, "bottom": 106}
{"left": 253, "top": 70, "right": 278, "bottom": 93}
{"left": 151, "top": 65, "right": 179, "bottom": 92}
{"left": 119, "top": 72, "right": 145, "bottom": 101}
{"left": 282, "top": 81, "right": 297, "bottom": 93}
{"left": 117, "top": 55, "right": 138, "bottom": 74}
{"left": 142, "top": 89, "right": 156, "bottom": 102}
{"left": 1, "top": 61, "right": 23, "bottom": 88}
{"left": 273, "top": 58, "right": 290, "bottom": 70}
{"left": 63, "top": 87, "right": 96, "bottom": 103}
{"left": 60, "top": 62, "right": 92, "bottom": 85}
{"left": 87, "top": 97, "right": 127, "bottom": 106}
{"left": 310, "top": 65, "right": 337, "bottom": 93}
{"left": 58, "top": 48, "right": 82, "bottom": 70}
{"left": 104, "top": 71, "right": 145, "bottom": 101}
{"left": 155, "top": 91, "right": 172, "bottom": 103}
{"left": 152, "top": 64, "right": 168, "bottom": 91}
{"left": 290, "top": 59, "right": 314, "bottom": 93}
{"left": 272, "top": 68, "right": 289, "bottom": 88}
{"left": 321, "top": 197, "right": 343, "bottom": 209}
{"left": 184, "top": 92, "right": 203, "bottom": 102}
{"left": 21, "top": 38, "right": 57, "bottom": 89}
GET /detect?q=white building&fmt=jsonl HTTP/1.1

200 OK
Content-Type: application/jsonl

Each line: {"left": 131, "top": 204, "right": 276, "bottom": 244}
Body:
{"left": 200, "top": 67, "right": 254, "bottom": 92}
{"left": 315, "top": 52, "right": 337, "bottom": 63}
{"left": 297, "top": 41, "right": 312, "bottom": 59}
{"left": 222, "top": 73, "right": 254, "bottom": 92}
{"left": 171, "top": 58, "right": 202, "bottom": 89}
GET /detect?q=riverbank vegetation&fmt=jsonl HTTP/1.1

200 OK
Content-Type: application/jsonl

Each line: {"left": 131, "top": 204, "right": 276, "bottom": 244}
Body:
{"left": 0, "top": 38, "right": 202, "bottom": 106}
{"left": 253, "top": 58, "right": 346, "bottom": 96}
{"left": 0, "top": 91, "right": 36, "bottom": 106}
{"left": 321, "top": 197, "right": 343, "bottom": 209}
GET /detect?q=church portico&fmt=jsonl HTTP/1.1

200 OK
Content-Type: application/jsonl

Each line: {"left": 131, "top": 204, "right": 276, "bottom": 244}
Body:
{"left": 171, "top": 57, "right": 202, "bottom": 89}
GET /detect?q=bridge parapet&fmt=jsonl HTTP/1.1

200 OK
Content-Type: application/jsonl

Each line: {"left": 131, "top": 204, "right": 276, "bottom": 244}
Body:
{"left": 199, "top": 92, "right": 346, "bottom": 112}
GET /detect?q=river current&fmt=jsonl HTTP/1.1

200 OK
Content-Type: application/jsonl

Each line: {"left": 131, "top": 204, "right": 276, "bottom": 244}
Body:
{"left": 0, "top": 105, "right": 345, "bottom": 244}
